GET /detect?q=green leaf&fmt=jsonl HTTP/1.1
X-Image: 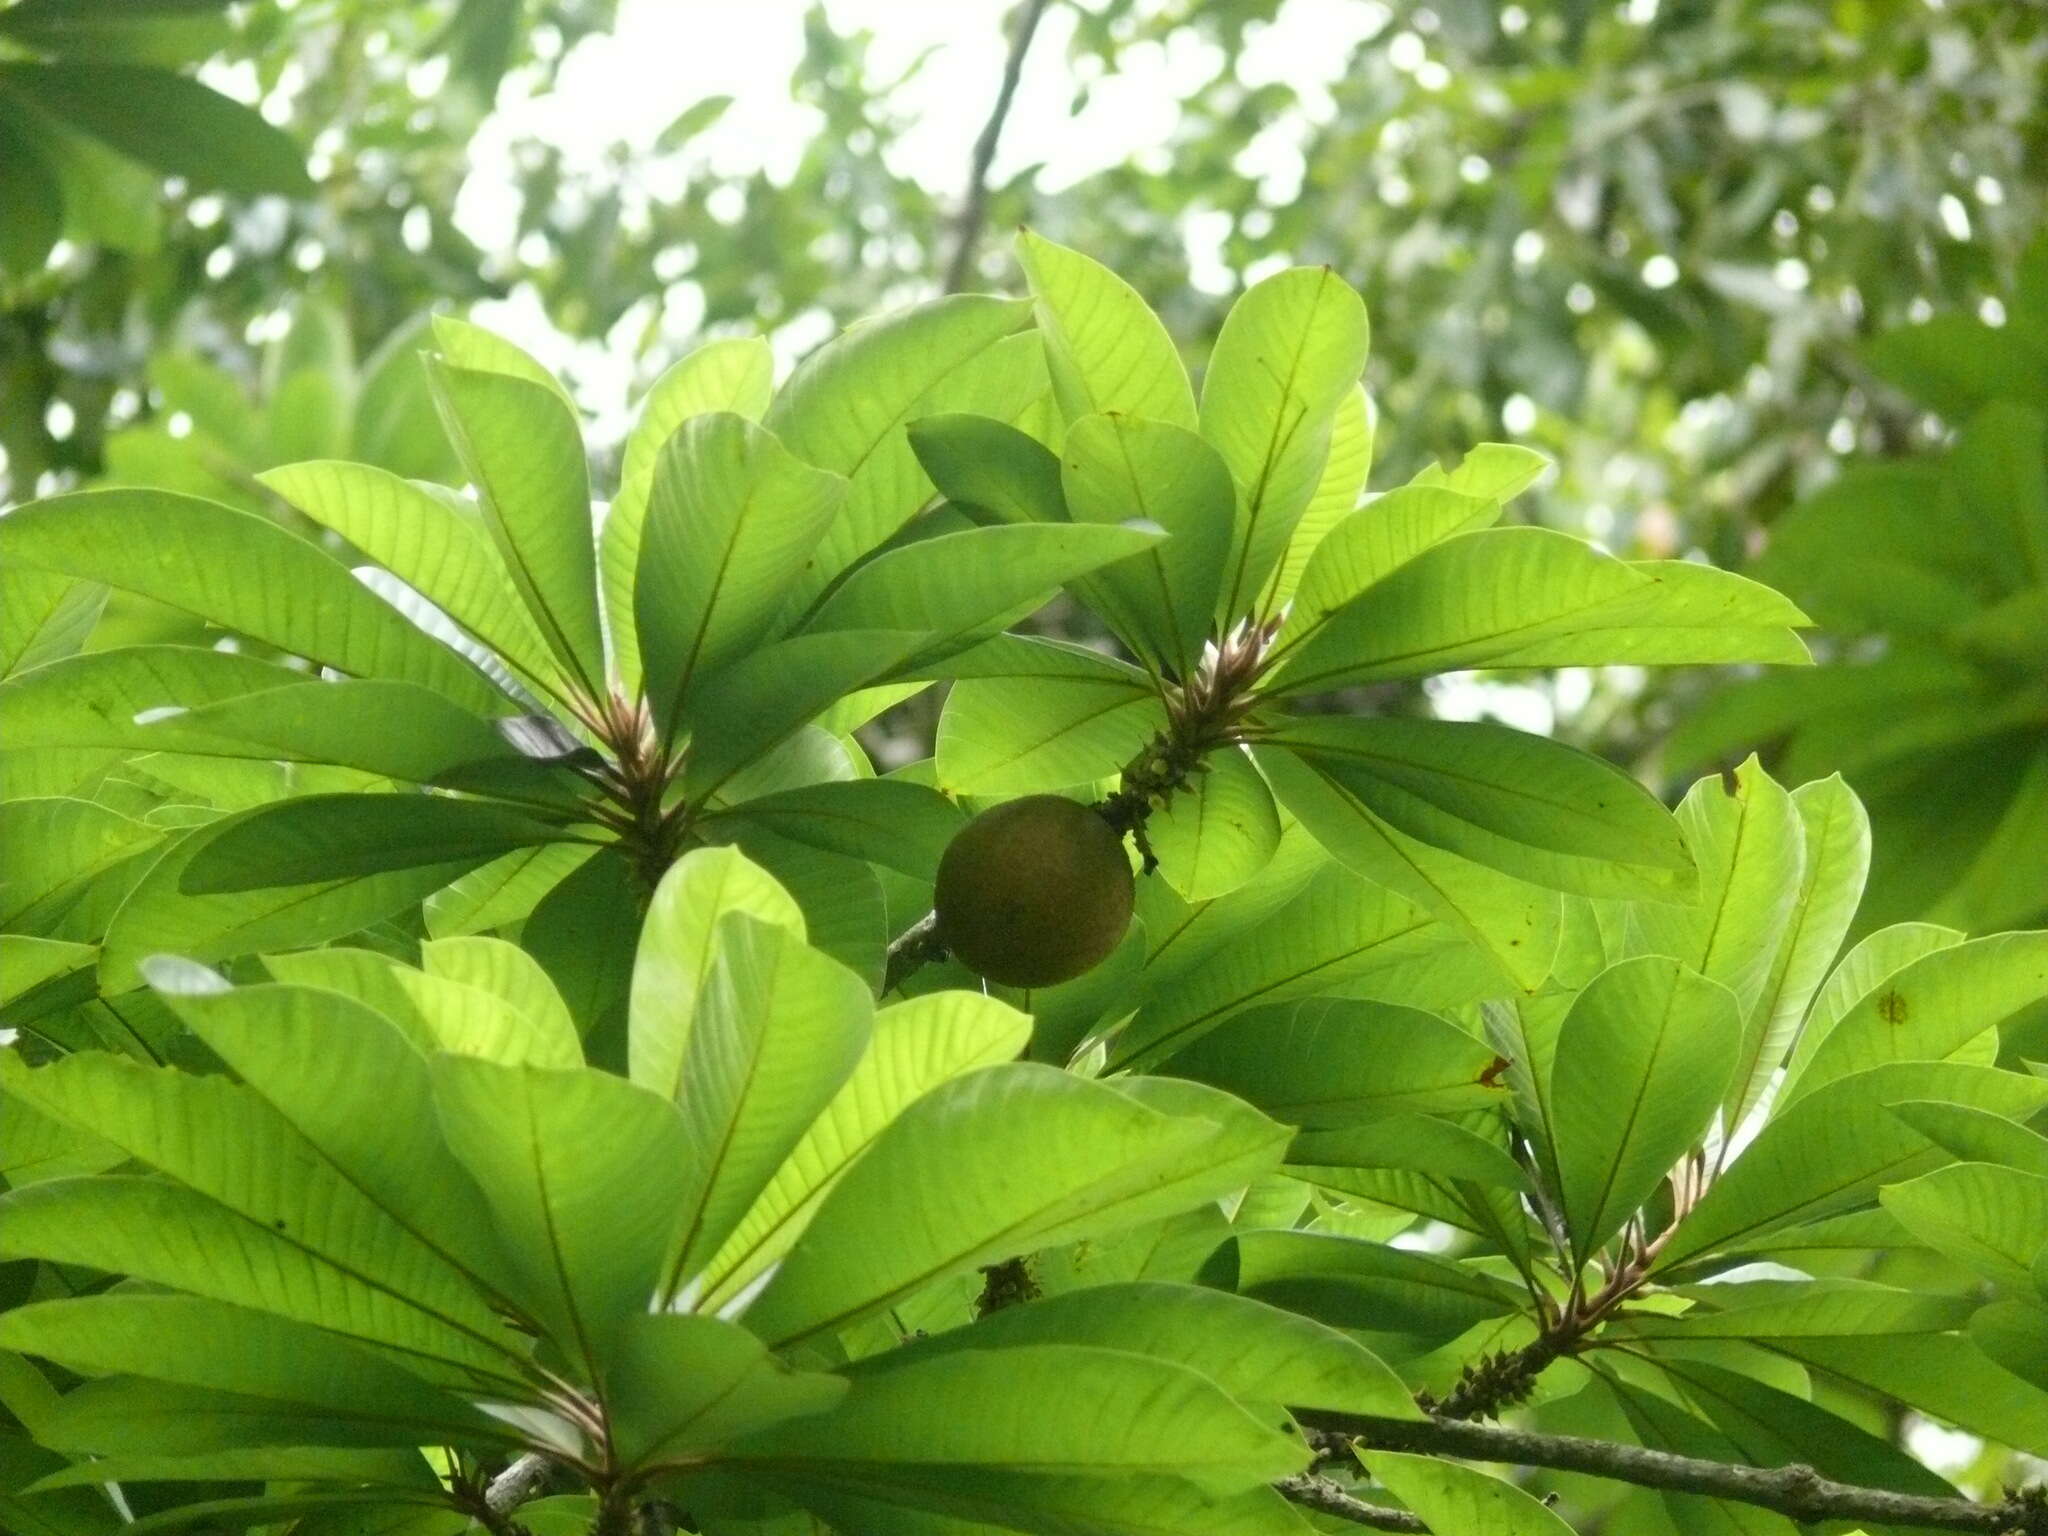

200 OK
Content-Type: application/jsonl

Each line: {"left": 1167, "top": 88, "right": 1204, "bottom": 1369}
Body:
{"left": 1254, "top": 745, "right": 1560, "bottom": 991}
{"left": 1059, "top": 412, "right": 1233, "bottom": 679}
{"left": 0, "top": 108, "right": 61, "bottom": 275}
{"left": 1201, "top": 266, "right": 1370, "bottom": 618}
{"left": 628, "top": 846, "right": 807, "bottom": 1099}
{"left": 426, "top": 347, "right": 603, "bottom": 692}
{"left": 805, "top": 521, "right": 1162, "bottom": 668}
{"left": 0, "top": 935, "right": 93, "bottom": 1007}
{"left": 1412, "top": 442, "right": 1549, "bottom": 503}
{"left": 857, "top": 1280, "right": 1419, "bottom": 1421}
{"left": 741, "top": 1064, "right": 1284, "bottom": 1348}
{"left": 0, "top": 1296, "right": 497, "bottom": 1445}
{"left": 1722, "top": 774, "right": 1869, "bottom": 1126}
{"left": 137, "top": 678, "right": 527, "bottom": 785}
{"left": 1218, "top": 1230, "right": 1521, "bottom": 1346}
{"left": 637, "top": 412, "right": 848, "bottom": 737}
{"left": 430, "top": 1057, "right": 688, "bottom": 1381}
{"left": 1550, "top": 956, "right": 1741, "bottom": 1266}
{"left": 178, "top": 792, "right": 571, "bottom": 893}
{"left": 1268, "top": 528, "right": 1805, "bottom": 696}
{"left": 935, "top": 638, "right": 1167, "bottom": 796}
{"left": 1164, "top": 995, "right": 1503, "bottom": 1127}
{"left": 425, "top": 843, "right": 597, "bottom": 939}
{"left": 1147, "top": 746, "right": 1281, "bottom": 902}
{"left": 1622, "top": 758, "right": 1803, "bottom": 1017}
{"left": 605, "top": 1314, "right": 845, "bottom": 1468}
{"left": 1783, "top": 921, "right": 1965, "bottom": 1086}
{"left": 697, "top": 990, "right": 1032, "bottom": 1310}
{"left": 149, "top": 963, "right": 514, "bottom": 1297}
{"left": 258, "top": 461, "right": 562, "bottom": 694}
{"left": 0, "top": 563, "right": 101, "bottom": 676}
{"left": 0, "top": 488, "right": 502, "bottom": 712}
{"left": 661, "top": 914, "right": 872, "bottom": 1300}
{"left": 906, "top": 413, "right": 1067, "bottom": 526}
{"left": 774, "top": 1471, "right": 1308, "bottom": 1536}
{"left": 603, "top": 332, "right": 776, "bottom": 692}
{"left": 1887, "top": 1099, "right": 2048, "bottom": 1176}
{"left": 1017, "top": 230, "right": 1196, "bottom": 431}
{"left": 705, "top": 779, "right": 965, "bottom": 878}
{"left": 0, "top": 797, "right": 156, "bottom": 926}
{"left": 679, "top": 630, "right": 928, "bottom": 800}
{"left": 1656, "top": 1061, "right": 2048, "bottom": 1271}
{"left": 1364, "top": 1450, "right": 1577, "bottom": 1536}
{"left": 0, "top": 61, "right": 310, "bottom": 195}
{"left": 424, "top": 935, "right": 578, "bottom": 1044}
{"left": 29, "top": 1377, "right": 480, "bottom": 1461}
{"left": 1263, "top": 716, "right": 1693, "bottom": 898}
{"left": 1263, "top": 383, "right": 1373, "bottom": 613}
{"left": 764, "top": 293, "right": 1032, "bottom": 604}
{"left": 0, "top": 1160, "right": 518, "bottom": 1390}
{"left": 732, "top": 1342, "right": 1302, "bottom": 1487}
{"left": 1279, "top": 484, "right": 1498, "bottom": 648}
{"left": 1113, "top": 860, "right": 1493, "bottom": 1069}
{"left": 0, "top": 643, "right": 296, "bottom": 753}
{"left": 1778, "top": 931, "right": 2048, "bottom": 1108}
{"left": 1881, "top": 1162, "right": 2048, "bottom": 1290}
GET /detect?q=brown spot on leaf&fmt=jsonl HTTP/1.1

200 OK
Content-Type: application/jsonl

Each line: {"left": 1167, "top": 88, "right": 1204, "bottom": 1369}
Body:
{"left": 1478, "top": 1055, "right": 1513, "bottom": 1088}
{"left": 1877, "top": 989, "right": 1908, "bottom": 1026}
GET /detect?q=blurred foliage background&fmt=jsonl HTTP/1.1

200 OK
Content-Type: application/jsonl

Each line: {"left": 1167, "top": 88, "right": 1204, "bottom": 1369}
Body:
{"left": 2, "top": 0, "right": 2044, "bottom": 927}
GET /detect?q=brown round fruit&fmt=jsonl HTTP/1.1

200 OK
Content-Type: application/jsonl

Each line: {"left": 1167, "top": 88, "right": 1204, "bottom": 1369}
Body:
{"left": 933, "top": 794, "right": 1135, "bottom": 989}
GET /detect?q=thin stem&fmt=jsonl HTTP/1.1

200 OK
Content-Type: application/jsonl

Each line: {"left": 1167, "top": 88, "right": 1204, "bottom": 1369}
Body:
{"left": 1276, "top": 1474, "right": 1428, "bottom": 1532}
{"left": 1301, "top": 1418, "right": 2048, "bottom": 1536}
{"left": 941, "top": 0, "right": 1055, "bottom": 294}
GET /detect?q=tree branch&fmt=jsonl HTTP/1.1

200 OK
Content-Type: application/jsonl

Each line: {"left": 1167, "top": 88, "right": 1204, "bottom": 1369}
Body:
{"left": 485, "top": 1452, "right": 552, "bottom": 1515}
{"left": 1301, "top": 1416, "right": 2048, "bottom": 1535}
{"left": 941, "top": 0, "right": 1054, "bottom": 294}
{"left": 1276, "top": 1473, "right": 1428, "bottom": 1531}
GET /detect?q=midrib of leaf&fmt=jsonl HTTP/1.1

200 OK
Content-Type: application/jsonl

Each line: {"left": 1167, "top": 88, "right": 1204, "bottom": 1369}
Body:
{"left": 951, "top": 687, "right": 1158, "bottom": 780}
{"left": 1109, "top": 426, "right": 1192, "bottom": 676}
{"left": 656, "top": 473, "right": 772, "bottom": 748}
{"left": 520, "top": 1074, "right": 610, "bottom": 1405}
{"left": 1660, "top": 1138, "right": 1938, "bottom": 1272}
{"left": 1220, "top": 272, "right": 1332, "bottom": 620}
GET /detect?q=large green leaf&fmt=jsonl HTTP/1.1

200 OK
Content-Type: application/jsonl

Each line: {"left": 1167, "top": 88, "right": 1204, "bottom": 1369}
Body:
{"left": 1017, "top": 230, "right": 1196, "bottom": 432}
{"left": 97, "top": 822, "right": 487, "bottom": 992}
{"left": 1278, "top": 483, "right": 1497, "bottom": 647}
{"left": 1267, "top": 528, "right": 1805, "bottom": 695}
{"left": 855, "top": 1280, "right": 1418, "bottom": 1421}
{"left": 661, "top": 914, "right": 872, "bottom": 1301}
{"left": 0, "top": 60, "right": 310, "bottom": 195}
{"left": 0, "top": 796, "right": 156, "bottom": 926}
{"left": 698, "top": 989, "right": 1032, "bottom": 1310}
{"left": 0, "top": 488, "right": 502, "bottom": 712}
{"left": 0, "top": 1296, "right": 498, "bottom": 1445}
{"left": 1656, "top": 1061, "right": 2048, "bottom": 1271}
{"left": 1881, "top": 1162, "right": 2048, "bottom": 1290}
{"left": 604, "top": 337, "right": 776, "bottom": 690}
{"left": 429, "top": 1057, "right": 688, "bottom": 1381}
{"left": 426, "top": 348, "right": 604, "bottom": 694}
{"left": 1778, "top": 930, "right": 2048, "bottom": 1107}
{"left": 628, "top": 845, "right": 806, "bottom": 1100}
{"left": 804, "top": 521, "right": 1161, "bottom": 668}
{"left": 703, "top": 779, "right": 965, "bottom": 879}
{"left": 178, "top": 792, "right": 574, "bottom": 893}
{"left": 1059, "top": 412, "right": 1233, "bottom": 679}
{"left": 1146, "top": 745, "right": 1281, "bottom": 902}
{"left": 1263, "top": 715, "right": 1693, "bottom": 899}
{"left": 733, "top": 1342, "right": 1303, "bottom": 1487}
{"left": 637, "top": 412, "right": 848, "bottom": 737}
{"left": 1262, "top": 382, "right": 1373, "bottom": 614}
{"left": 741, "top": 1064, "right": 1284, "bottom": 1348}
{"left": 425, "top": 843, "right": 596, "bottom": 939}
{"left": 1200, "top": 266, "right": 1370, "bottom": 619}
{"left": 1217, "top": 1230, "right": 1521, "bottom": 1346}
{"left": 1549, "top": 956, "right": 1740, "bottom": 1266}
{"left": 148, "top": 962, "right": 513, "bottom": 1299}
{"left": 935, "top": 638, "right": 1167, "bottom": 796}
{"left": 0, "top": 564, "right": 101, "bottom": 677}
{"left": 1722, "top": 774, "right": 1869, "bottom": 1125}
{"left": 1364, "top": 1450, "right": 1576, "bottom": 1536}
{"left": 1112, "top": 860, "right": 1492, "bottom": 1068}
{"left": 605, "top": 1313, "right": 845, "bottom": 1468}
{"left": 1255, "top": 745, "right": 1560, "bottom": 992}
{"left": 764, "top": 293, "right": 1031, "bottom": 603}
{"left": 1163, "top": 995, "right": 1504, "bottom": 1128}
{"left": 1622, "top": 758, "right": 1803, "bottom": 1017}
{"left": 906, "top": 412, "right": 1068, "bottom": 526}
{"left": 258, "top": 461, "right": 562, "bottom": 695}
